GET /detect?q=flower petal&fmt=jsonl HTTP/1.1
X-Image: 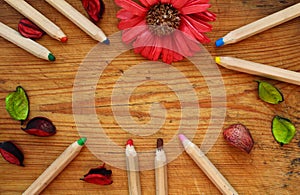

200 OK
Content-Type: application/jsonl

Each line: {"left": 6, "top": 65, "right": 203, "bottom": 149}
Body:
{"left": 115, "top": 0, "right": 147, "bottom": 16}
{"left": 133, "top": 29, "right": 154, "bottom": 53}
{"left": 122, "top": 23, "right": 148, "bottom": 43}
{"left": 193, "top": 11, "right": 216, "bottom": 22}
{"left": 139, "top": 0, "right": 149, "bottom": 7}
{"left": 117, "top": 9, "right": 134, "bottom": 20}
{"left": 185, "top": 0, "right": 210, "bottom": 6}
{"left": 147, "top": 36, "right": 163, "bottom": 60}
{"left": 118, "top": 16, "right": 144, "bottom": 29}
{"left": 180, "top": 18, "right": 210, "bottom": 43}
{"left": 161, "top": 36, "right": 174, "bottom": 63}
{"left": 173, "top": 31, "right": 193, "bottom": 56}
{"left": 160, "top": 0, "right": 171, "bottom": 4}
{"left": 180, "top": 4, "right": 211, "bottom": 15}
{"left": 171, "top": 0, "right": 189, "bottom": 9}
{"left": 183, "top": 15, "right": 212, "bottom": 32}
{"left": 147, "top": 0, "right": 160, "bottom": 6}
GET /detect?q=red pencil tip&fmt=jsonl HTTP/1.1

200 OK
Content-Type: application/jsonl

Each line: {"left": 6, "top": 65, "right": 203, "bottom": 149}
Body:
{"left": 60, "top": 37, "right": 68, "bottom": 43}
{"left": 126, "top": 139, "right": 133, "bottom": 146}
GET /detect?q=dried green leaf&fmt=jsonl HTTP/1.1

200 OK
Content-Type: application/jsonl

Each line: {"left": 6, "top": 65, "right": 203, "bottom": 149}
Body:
{"left": 5, "top": 86, "right": 29, "bottom": 121}
{"left": 256, "top": 80, "right": 283, "bottom": 104}
{"left": 272, "top": 116, "right": 296, "bottom": 145}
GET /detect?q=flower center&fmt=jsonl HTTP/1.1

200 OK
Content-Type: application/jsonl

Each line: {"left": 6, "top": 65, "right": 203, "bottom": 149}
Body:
{"left": 146, "top": 3, "right": 181, "bottom": 36}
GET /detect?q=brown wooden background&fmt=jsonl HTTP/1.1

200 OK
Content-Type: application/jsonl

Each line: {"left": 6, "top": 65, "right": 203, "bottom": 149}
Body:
{"left": 1, "top": 0, "right": 300, "bottom": 194}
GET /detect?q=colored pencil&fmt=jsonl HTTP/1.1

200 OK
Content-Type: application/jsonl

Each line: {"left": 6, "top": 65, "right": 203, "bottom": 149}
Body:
{"left": 155, "top": 138, "right": 168, "bottom": 195}
{"left": 0, "top": 21, "right": 55, "bottom": 61}
{"left": 45, "top": 0, "right": 109, "bottom": 44}
{"left": 4, "top": 0, "right": 67, "bottom": 42}
{"left": 22, "top": 137, "right": 87, "bottom": 195}
{"left": 125, "top": 139, "right": 142, "bottom": 195}
{"left": 215, "top": 3, "right": 300, "bottom": 47}
{"left": 215, "top": 56, "right": 300, "bottom": 86}
{"left": 179, "top": 134, "right": 238, "bottom": 195}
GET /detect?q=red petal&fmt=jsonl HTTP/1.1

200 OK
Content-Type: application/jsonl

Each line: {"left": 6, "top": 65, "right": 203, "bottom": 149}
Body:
{"left": 122, "top": 22, "right": 148, "bottom": 43}
{"left": 185, "top": 0, "right": 210, "bottom": 6}
{"left": 148, "top": 36, "right": 163, "bottom": 60}
{"left": 134, "top": 30, "right": 154, "bottom": 47}
{"left": 133, "top": 30, "right": 154, "bottom": 52}
{"left": 23, "top": 128, "right": 55, "bottom": 137}
{"left": 115, "top": 0, "right": 147, "bottom": 16}
{"left": 173, "top": 31, "right": 193, "bottom": 56}
{"left": 118, "top": 16, "right": 144, "bottom": 29}
{"left": 161, "top": 36, "right": 174, "bottom": 63}
{"left": 0, "top": 149, "right": 21, "bottom": 166}
{"left": 171, "top": 0, "right": 189, "bottom": 9}
{"left": 193, "top": 11, "right": 216, "bottom": 22}
{"left": 182, "top": 15, "right": 212, "bottom": 32}
{"left": 180, "top": 4, "right": 211, "bottom": 15}
{"left": 117, "top": 9, "right": 134, "bottom": 20}
{"left": 145, "top": 0, "right": 158, "bottom": 6}
{"left": 160, "top": 0, "right": 171, "bottom": 4}
{"left": 82, "top": 174, "right": 113, "bottom": 185}
{"left": 180, "top": 17, "right": 210, "bottom": 43}
{"left": 139, "top": 0, "right": 149, "bottom": 7}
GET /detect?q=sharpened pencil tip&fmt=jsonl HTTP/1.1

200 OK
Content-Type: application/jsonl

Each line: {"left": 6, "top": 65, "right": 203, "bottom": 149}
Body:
{"left": 157, "top": 138, "right": 163, "bottom": 150}
{"left": 102, "top": 38, "right": 110, "bottom": 45}
{"left": 60, "top": 37, "right": 68, "bottom": 43}
{"left": 178, "top": 134, "right": 187, "bottom": 142}
{"left": 48, "top": 53, "right": 56, "bottom": 61}
{"left": 215, "top": 57, "right": 221, "bottom": 64}
{"left": 77, "top": 137, "right": 87, "bottom": 146}
{"left": 126, "top": 139, "right": 133, "bottom": 146}
{"left": 215, "top": 38, "right": 224, "bottom": 47}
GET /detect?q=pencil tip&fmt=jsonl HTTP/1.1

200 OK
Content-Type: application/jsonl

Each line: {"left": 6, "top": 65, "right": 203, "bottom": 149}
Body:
{"left": 60, "top": 37, "right": 68, "bottom": 43}
{"left": 215, "top": 38, "right": 224, "bottom": 47}
{"left": 102, "top": 38, "right": 110, "bottom": 45}
{"left": 48, "top": 53, "right": 56, "bottom": 61}
{"left": 215, "top": 57, "right": 221, "bottom": 64}
{"left": 157, "top": 138, "right": 163, "bottom": 150}
{"left": 178, "top": 134, "right": 187, "bottom": 142}
{"left": 77, "top": 137, "right": 87, "bottom": 146}
{"left": 126, "top": 139, "right": 133, "bottom": 146}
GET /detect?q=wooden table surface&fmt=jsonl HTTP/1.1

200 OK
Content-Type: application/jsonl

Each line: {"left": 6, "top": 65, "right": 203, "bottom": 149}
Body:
{"left": 1, "top": 0, "right": 300, "bottom": 194}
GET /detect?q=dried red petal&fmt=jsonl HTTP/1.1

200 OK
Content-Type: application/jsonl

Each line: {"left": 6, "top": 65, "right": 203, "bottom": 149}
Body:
{"left": 21, "top": 117, "right": 56, "bottom": 137}
{"left": 18, "top": 18, "right": 44, "bottom": 39}
{"left": 80, "top": 164, "right": 113, "bottom": 185}
{"left": 0, "top": 141, "right": 24, "bottom": 166}
{"left": 82, "top": 0, "right": 105, "bottom": 23}
{"left": 223, "top": 124, "right": 254, "bottom": 153}
{"left": 81, "top": 174, "right": 113, "bottom": 185}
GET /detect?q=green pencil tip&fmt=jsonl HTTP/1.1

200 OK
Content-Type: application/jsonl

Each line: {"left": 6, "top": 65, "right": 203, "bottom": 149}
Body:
{"left": 48, "top": 53, "right": 56, "bottom": 61}
{"left": 77, "top": 137, "right": 87, "bottom": 146}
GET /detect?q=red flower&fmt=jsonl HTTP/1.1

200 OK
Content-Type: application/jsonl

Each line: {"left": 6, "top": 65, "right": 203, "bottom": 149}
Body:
{"left": 115, "top": 0, "right": 216, "bottom": 64}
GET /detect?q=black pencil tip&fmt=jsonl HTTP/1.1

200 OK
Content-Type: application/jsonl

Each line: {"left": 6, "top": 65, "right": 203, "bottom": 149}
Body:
{"left": 157, "top": 138, "right": 163, "bottom": 150}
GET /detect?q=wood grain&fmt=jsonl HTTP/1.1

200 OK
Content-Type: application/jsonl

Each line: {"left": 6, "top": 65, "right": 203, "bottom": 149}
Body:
{"left": 1, "top": 0, "right": 300, "bottom": 194}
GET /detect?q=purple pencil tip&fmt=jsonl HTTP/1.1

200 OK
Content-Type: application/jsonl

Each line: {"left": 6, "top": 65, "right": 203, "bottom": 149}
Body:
{"left": 178, "top": 134, "right": 187, "bottom": 142}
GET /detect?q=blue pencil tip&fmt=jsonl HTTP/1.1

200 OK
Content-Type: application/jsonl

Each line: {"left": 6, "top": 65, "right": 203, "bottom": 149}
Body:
{"left": 215, "top": 38, "right": 224, "bottom": 47}
{"left": 102, "top": 38, "right": 110, "bottom": 45}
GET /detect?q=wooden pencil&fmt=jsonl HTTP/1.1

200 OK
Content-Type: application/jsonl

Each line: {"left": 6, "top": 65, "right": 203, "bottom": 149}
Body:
{"left": 155, "top": 138, "right": 168, "bottom": 195}
{"left": 125, "top": 139, "right": 142, "bottom": 195}
{"left": 45, "top": 0, "right": 109, "bottom": 44}
{"left": 215, "top": 3, "right": 300, "bottom": 47}
{"left": 4, "top": 0, "right": 67, "bottom": 42}
{"left": 215, "top": 56, "right": 300, "bottom": 86}
{"left": 179, "top": 134, "right": 238, "bottom": 195}
{"left": 22, "top": 137, "right": 87, "bottom": 195}
{"left": 0, "top": 21, "right": 55, "bottom": 61}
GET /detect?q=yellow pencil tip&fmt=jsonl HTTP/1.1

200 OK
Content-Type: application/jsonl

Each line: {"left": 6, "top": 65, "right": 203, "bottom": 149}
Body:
{"left": 215, "top": 57, "right": 221, "bottom": 64}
